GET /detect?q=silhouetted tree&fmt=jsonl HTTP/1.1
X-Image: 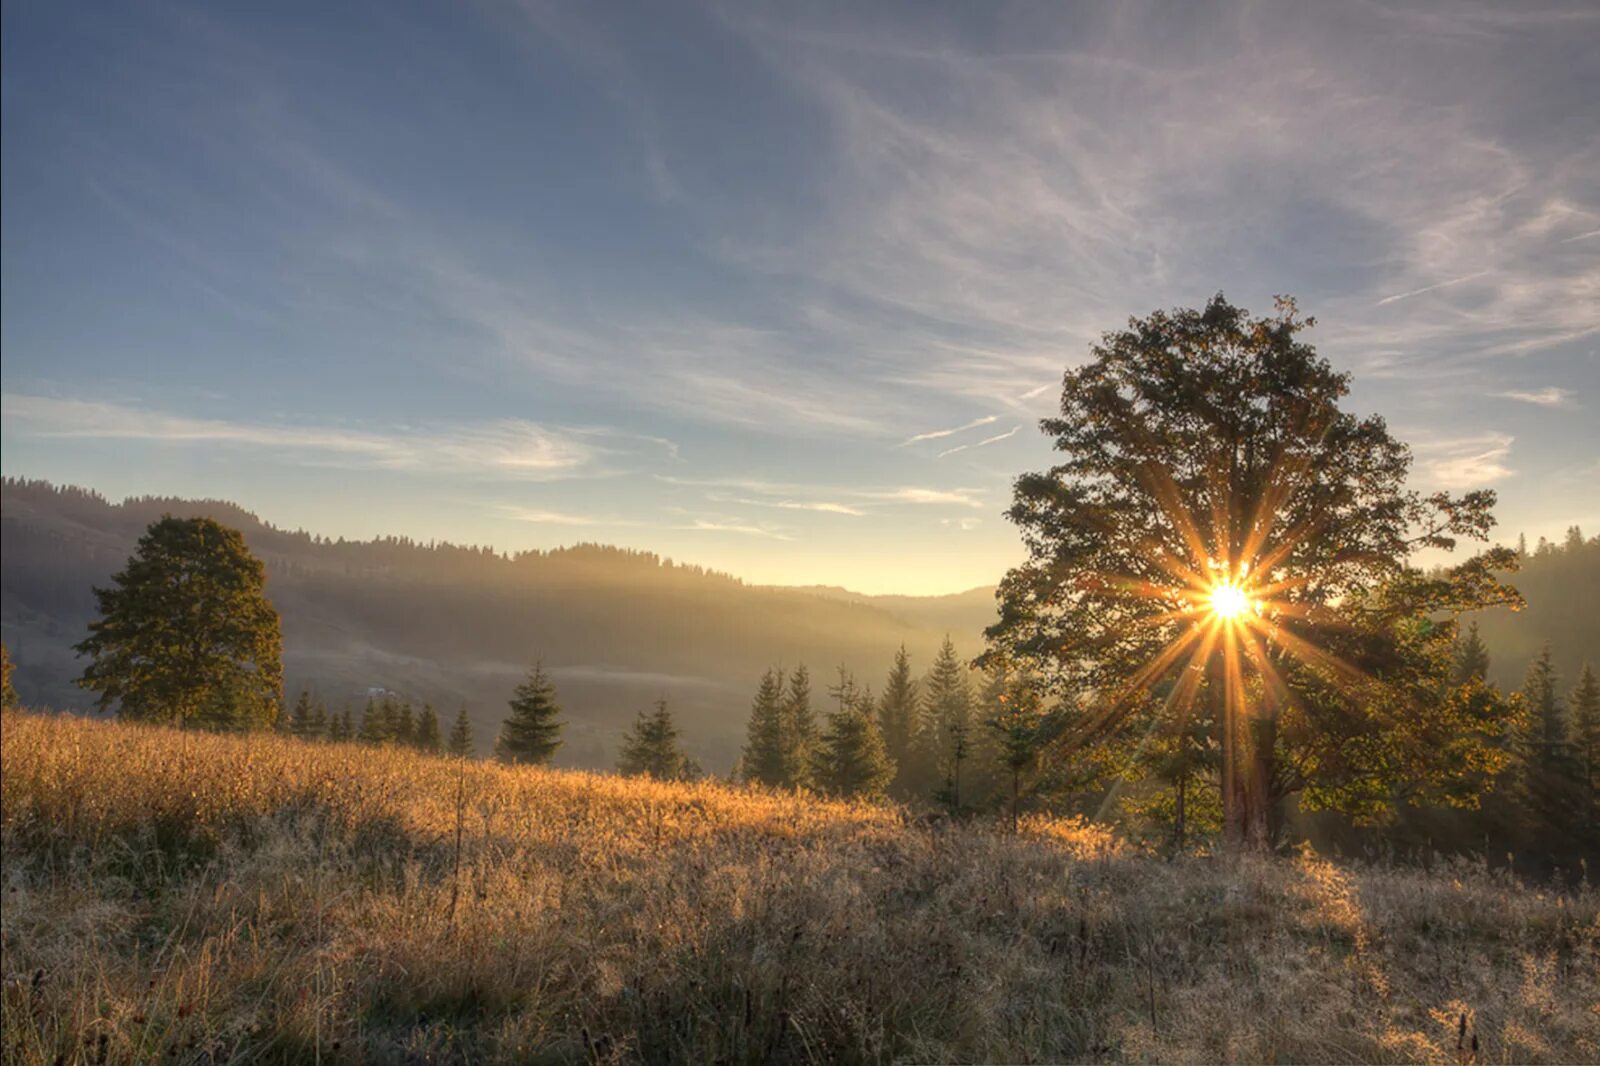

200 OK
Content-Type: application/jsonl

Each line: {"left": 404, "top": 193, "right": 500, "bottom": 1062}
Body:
{"left": 76, "top": 516, "right": 283, "bottom": 730}
{"left": 618, "top": 698, "right": 697, "bottom": 780}
{"left": 1453, "top": 622, "right": 1491, "bottom": 684}
{"left": 415, "top": 704, "right": 442, "bottom": 752}
{"left": 1573, "top": 665, "right": 1600, "bottom": 822}
{"left": 329, "top": 707, "right": 355, "bottom": 742}
{"left": 287, "top": 690, "right": 319, "bottom": 738}
{"left": 986, "top": 674, "right": 1046, "bottom": 831}
{"left": 448, "top": 705, "right": 474, "bottom": 757}
{"left": 497, "top": 664, "right": 564, "bottom": 765}
{"left": 394, "top": 701, "right": 417, "bottom": 747}
{"left": 359, "top": 698, "right": 388, "bottom": 744}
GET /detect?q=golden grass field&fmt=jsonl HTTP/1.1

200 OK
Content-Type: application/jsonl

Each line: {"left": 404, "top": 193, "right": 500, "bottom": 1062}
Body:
{"left": 2, "top": 709, "right": 1596, "bottom": 1064}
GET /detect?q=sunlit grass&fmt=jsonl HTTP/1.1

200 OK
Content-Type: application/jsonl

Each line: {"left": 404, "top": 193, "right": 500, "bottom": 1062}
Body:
{"left": 3, "top": 708, "right": 1595, "bottom": 1063}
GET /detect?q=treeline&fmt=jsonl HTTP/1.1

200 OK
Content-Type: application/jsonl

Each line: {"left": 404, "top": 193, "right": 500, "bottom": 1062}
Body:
{"left": 278, "top": 689, "right": 475, "bottom": 756}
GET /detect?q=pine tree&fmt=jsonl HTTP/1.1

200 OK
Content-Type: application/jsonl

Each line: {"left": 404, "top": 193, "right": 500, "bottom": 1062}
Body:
{"left": 814, "top": 698, "right": 894, "bottom": 800}
{"left": 923, "top": 636, "right": 974, "bottom": 811}
{"left": 308, "top": 699, "right": 328, "bottom": 740}
{"left": 617, "top": 698, "right": 695, "bottom": 780}
{"left": 497, "top": 664, "right": 564, "bottom": 765}
{"left": 985, "top": 673, "right": 1045, "bottom": 831}
{"left": 1453, "top": 621, "right": 1491, "bottom": 685}
{"left": 394, "top": 701, "right": 417, "bottom": 747}
{"left": 415, "top": 704, "right": 442, "bottom": 752}
{"left": 447, "top": 705, "right": 474, "bottom": 757}
{"left": 287, "top": 689, "right": 317, "bottom": 738}
{"left": 358, "top": 697, "right": 388, "bottom": 744}
{"left": 781, "top": 664, "right": 817, "bottom": 789}
{"left": 877, "top": 645, "right": 919, "bottom": 794}
{"left": 1570, "top": 665, "right": 1599, "bottom": 820}
{"left": 1523, "top": 645, "right": 1565, "bottom": 754}
{"left": 740, "top": 668, "right": 789, "bottom": 787}
{"left": 329, "top": 707, "right": 354, "bottom": 742}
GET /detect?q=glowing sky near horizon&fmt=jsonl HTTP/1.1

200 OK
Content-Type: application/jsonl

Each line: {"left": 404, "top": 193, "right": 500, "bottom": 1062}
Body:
{"left": 2, "top": 2, "right": 1597, "bottom": 594}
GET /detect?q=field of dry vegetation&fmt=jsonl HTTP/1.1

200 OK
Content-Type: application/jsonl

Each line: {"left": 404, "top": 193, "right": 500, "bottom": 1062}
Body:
{"left": 2, "top": 709, "right": 1597, "bottom": 1064}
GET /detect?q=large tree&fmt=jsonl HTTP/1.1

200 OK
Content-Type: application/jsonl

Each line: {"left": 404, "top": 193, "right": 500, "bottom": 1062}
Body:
{"left": 497, "top": 664, "right": 564, "bottom": 765}
{"left": 985, "top": 296, "right": 1522, "bottom": 849}
{"left": 76, "top": 516, "right": 282, "bottom": 729}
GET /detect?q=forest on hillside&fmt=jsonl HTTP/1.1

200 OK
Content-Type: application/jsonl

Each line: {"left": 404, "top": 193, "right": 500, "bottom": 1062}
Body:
{"left": 0, "top": 478, "right": 989, "bottom": 770}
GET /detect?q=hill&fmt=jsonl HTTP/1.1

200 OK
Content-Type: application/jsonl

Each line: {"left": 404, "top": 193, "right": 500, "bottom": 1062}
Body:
{"left": 2, "top": 709, "right": 1594, "bottom": 1063}
{"left": 0, "top": 478, "right": 996, "bottom": 771}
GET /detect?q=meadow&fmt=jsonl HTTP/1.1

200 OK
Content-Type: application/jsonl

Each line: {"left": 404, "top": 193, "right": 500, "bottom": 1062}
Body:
{"left": 2, "top": 709, "right": 1596, "bottom": 1064}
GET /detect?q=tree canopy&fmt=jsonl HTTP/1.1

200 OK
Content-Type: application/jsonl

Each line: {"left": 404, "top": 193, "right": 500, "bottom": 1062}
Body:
{"left": 985, "top": 295, "right": 1523, "bottom": 847}
{"left": 75, "top": 516, "right": 282, "bottom": 729}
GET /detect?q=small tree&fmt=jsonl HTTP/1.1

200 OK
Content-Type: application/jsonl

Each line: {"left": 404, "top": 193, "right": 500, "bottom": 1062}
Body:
{"left": 923, "top": 636, "right": 974, "bottom": 812}
{"left": 740, "top": 668, "right": 790, "bottom": 787}
{"left": 359, "top": 697, "right": 389, "bottom": 744}
{"left": 76, "top": 515, "right": 282, "bottom": 729}
{"left": 877, "top": 645, "right": 919, "bottom": 795}
{"left": 781, "top": 664, "right": 817, "bottom": 789}
{"left": 1523, "top": 645, "right": 1565, "bottom": 754}
{"left": 394, "top": 701, "right": 417, "bottom": 747}
{"left": 447, "top": 705, "right": 475, "bottom": 757}
{"left": 814, "top": 693, "right": 894, "bottom": 800}
{"left": 1453, "top": 621, "right": 1491, "bottom": 685}
{"left": 497, "top": 664, "right": 564, "bottom": 765}
{"left": 618, "top": 698, "right": 696, "bottom": 780}
{"left": 1572, "top": 665, "right": 1600, "bottom": 822}
{"left": 329, "top": 707, "right": 355, "bottom": 742}
{"left": 415, "top": 704, "right": 443, "bottom": 752}
{"left": 986, "top": 676, "right": 1046, "bottom": 831}
{"left": 287, "top": 690, "right": 318, "bottom": 738}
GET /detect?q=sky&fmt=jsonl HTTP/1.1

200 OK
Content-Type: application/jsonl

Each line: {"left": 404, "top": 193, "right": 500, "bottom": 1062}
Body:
{"left": 2, "top": 1, "right": 1597, "bottom": 595}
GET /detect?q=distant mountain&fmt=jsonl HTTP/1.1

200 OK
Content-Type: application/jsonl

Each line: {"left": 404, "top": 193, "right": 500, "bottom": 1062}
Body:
{"left": 4, "top": 478, "right": 1592, "bottom": 770}
{"left": 0, "top": 478, "right": 997, "bottom": 771}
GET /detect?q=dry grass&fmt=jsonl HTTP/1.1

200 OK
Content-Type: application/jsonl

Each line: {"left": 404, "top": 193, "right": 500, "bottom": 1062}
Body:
{"left": 2, "top": 709, "right": 1596, "bottom": 1064}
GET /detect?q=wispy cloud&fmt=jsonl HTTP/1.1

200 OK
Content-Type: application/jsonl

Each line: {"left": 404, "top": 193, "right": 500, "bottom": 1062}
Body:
{"left": 1413, "top": 432, "right": 1516, "bottom": 489}
{"left": 898, "top": 415, "right": 999, "bottom": 447}
{"left": 679, "top": 519, "right": 794, "bottom": 540}
{"left": 939, "top": 424, "right": 1021, "bottom": 458}
{"left": 1374, "top": 271, "right": 1491, "bottom": 307}
{"left": 1497, "top": 386, "right": 1572, "bottom": 407}
{"left": 501, "top": 507, "right": 621, "bottom": 526}
{"left": 658, "top": 474, "right": 987, "bottom": 509}
{"left": 3, "top": 394, "right": 592, "bottom": 479}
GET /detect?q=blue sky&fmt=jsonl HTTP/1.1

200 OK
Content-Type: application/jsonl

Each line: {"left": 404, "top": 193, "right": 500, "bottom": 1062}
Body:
{"left": 3, "top": 1, "right": 1596, "bottom": 594}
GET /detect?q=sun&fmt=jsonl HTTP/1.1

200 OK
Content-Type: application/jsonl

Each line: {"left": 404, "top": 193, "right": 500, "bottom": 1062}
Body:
{"left": 1208, "top": 581, "right": 1252, "bottom": 621}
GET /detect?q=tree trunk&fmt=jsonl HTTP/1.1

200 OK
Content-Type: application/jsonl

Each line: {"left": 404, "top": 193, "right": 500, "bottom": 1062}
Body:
{"left": 1242, "top": 716, "right": 1277, "bottom": 852}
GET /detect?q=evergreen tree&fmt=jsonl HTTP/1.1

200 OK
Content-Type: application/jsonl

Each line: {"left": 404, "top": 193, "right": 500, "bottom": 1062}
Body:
{"left": 1453, "top": 621, "right": 1491, "bottom": 685}
{"left": 75, "top": 515, "right": 283, "bottom": 729}
{"left": 358, "top": 697, "right": 389, "bottom": 744}
{"left": 308, "top": 698, "right": 328, "bottom": 740}
{"left": 740, "top": 668, "right": 790, "bottom": 787}
{"left": 1523, "top": 645, "right": 1565, "bottom": 754}
{"left": 1572, "top": 665, "right": 1600, "bottom": 819}
{"left": 877, "top": 645, "right": 919, "bottom": 795}
{"left": 617, "top": 698, "right": 696, "bottom": 780}
{"left": 781, "top": 664, "right": 817, "bottom": 789}
{"left": 415, "top": 704, "right": 442, "bottom": 752}
{"left": 394, "top": 700, "right": 417, "bottom": 747}
{"left": 287, "top": 689, "right": 317, "bottom": 738}
{"left": 497, "top": 664, "right": 564, "bottom": 765}
{"left": 448, "top": 705, "right": 475, "bottom": 757}
{"left": 329, "top": 707, "right": 355, "bottom": 742}
{"left": 923, "top": 636, "right": 974, "bottom": 811}
{"left": 814, "top": 698, "right": 894, "bottom": 800}
{"left": 986, "top": 676, "right": 1046, "bottom": 831}
{"left": 1, "top": 641, "right": 16, "bottom": 710}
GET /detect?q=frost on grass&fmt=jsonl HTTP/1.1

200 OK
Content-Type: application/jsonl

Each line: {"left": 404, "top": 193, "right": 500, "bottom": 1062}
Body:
{"left": 2, "top": 710, "right": 1597, "bottom": 1063}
